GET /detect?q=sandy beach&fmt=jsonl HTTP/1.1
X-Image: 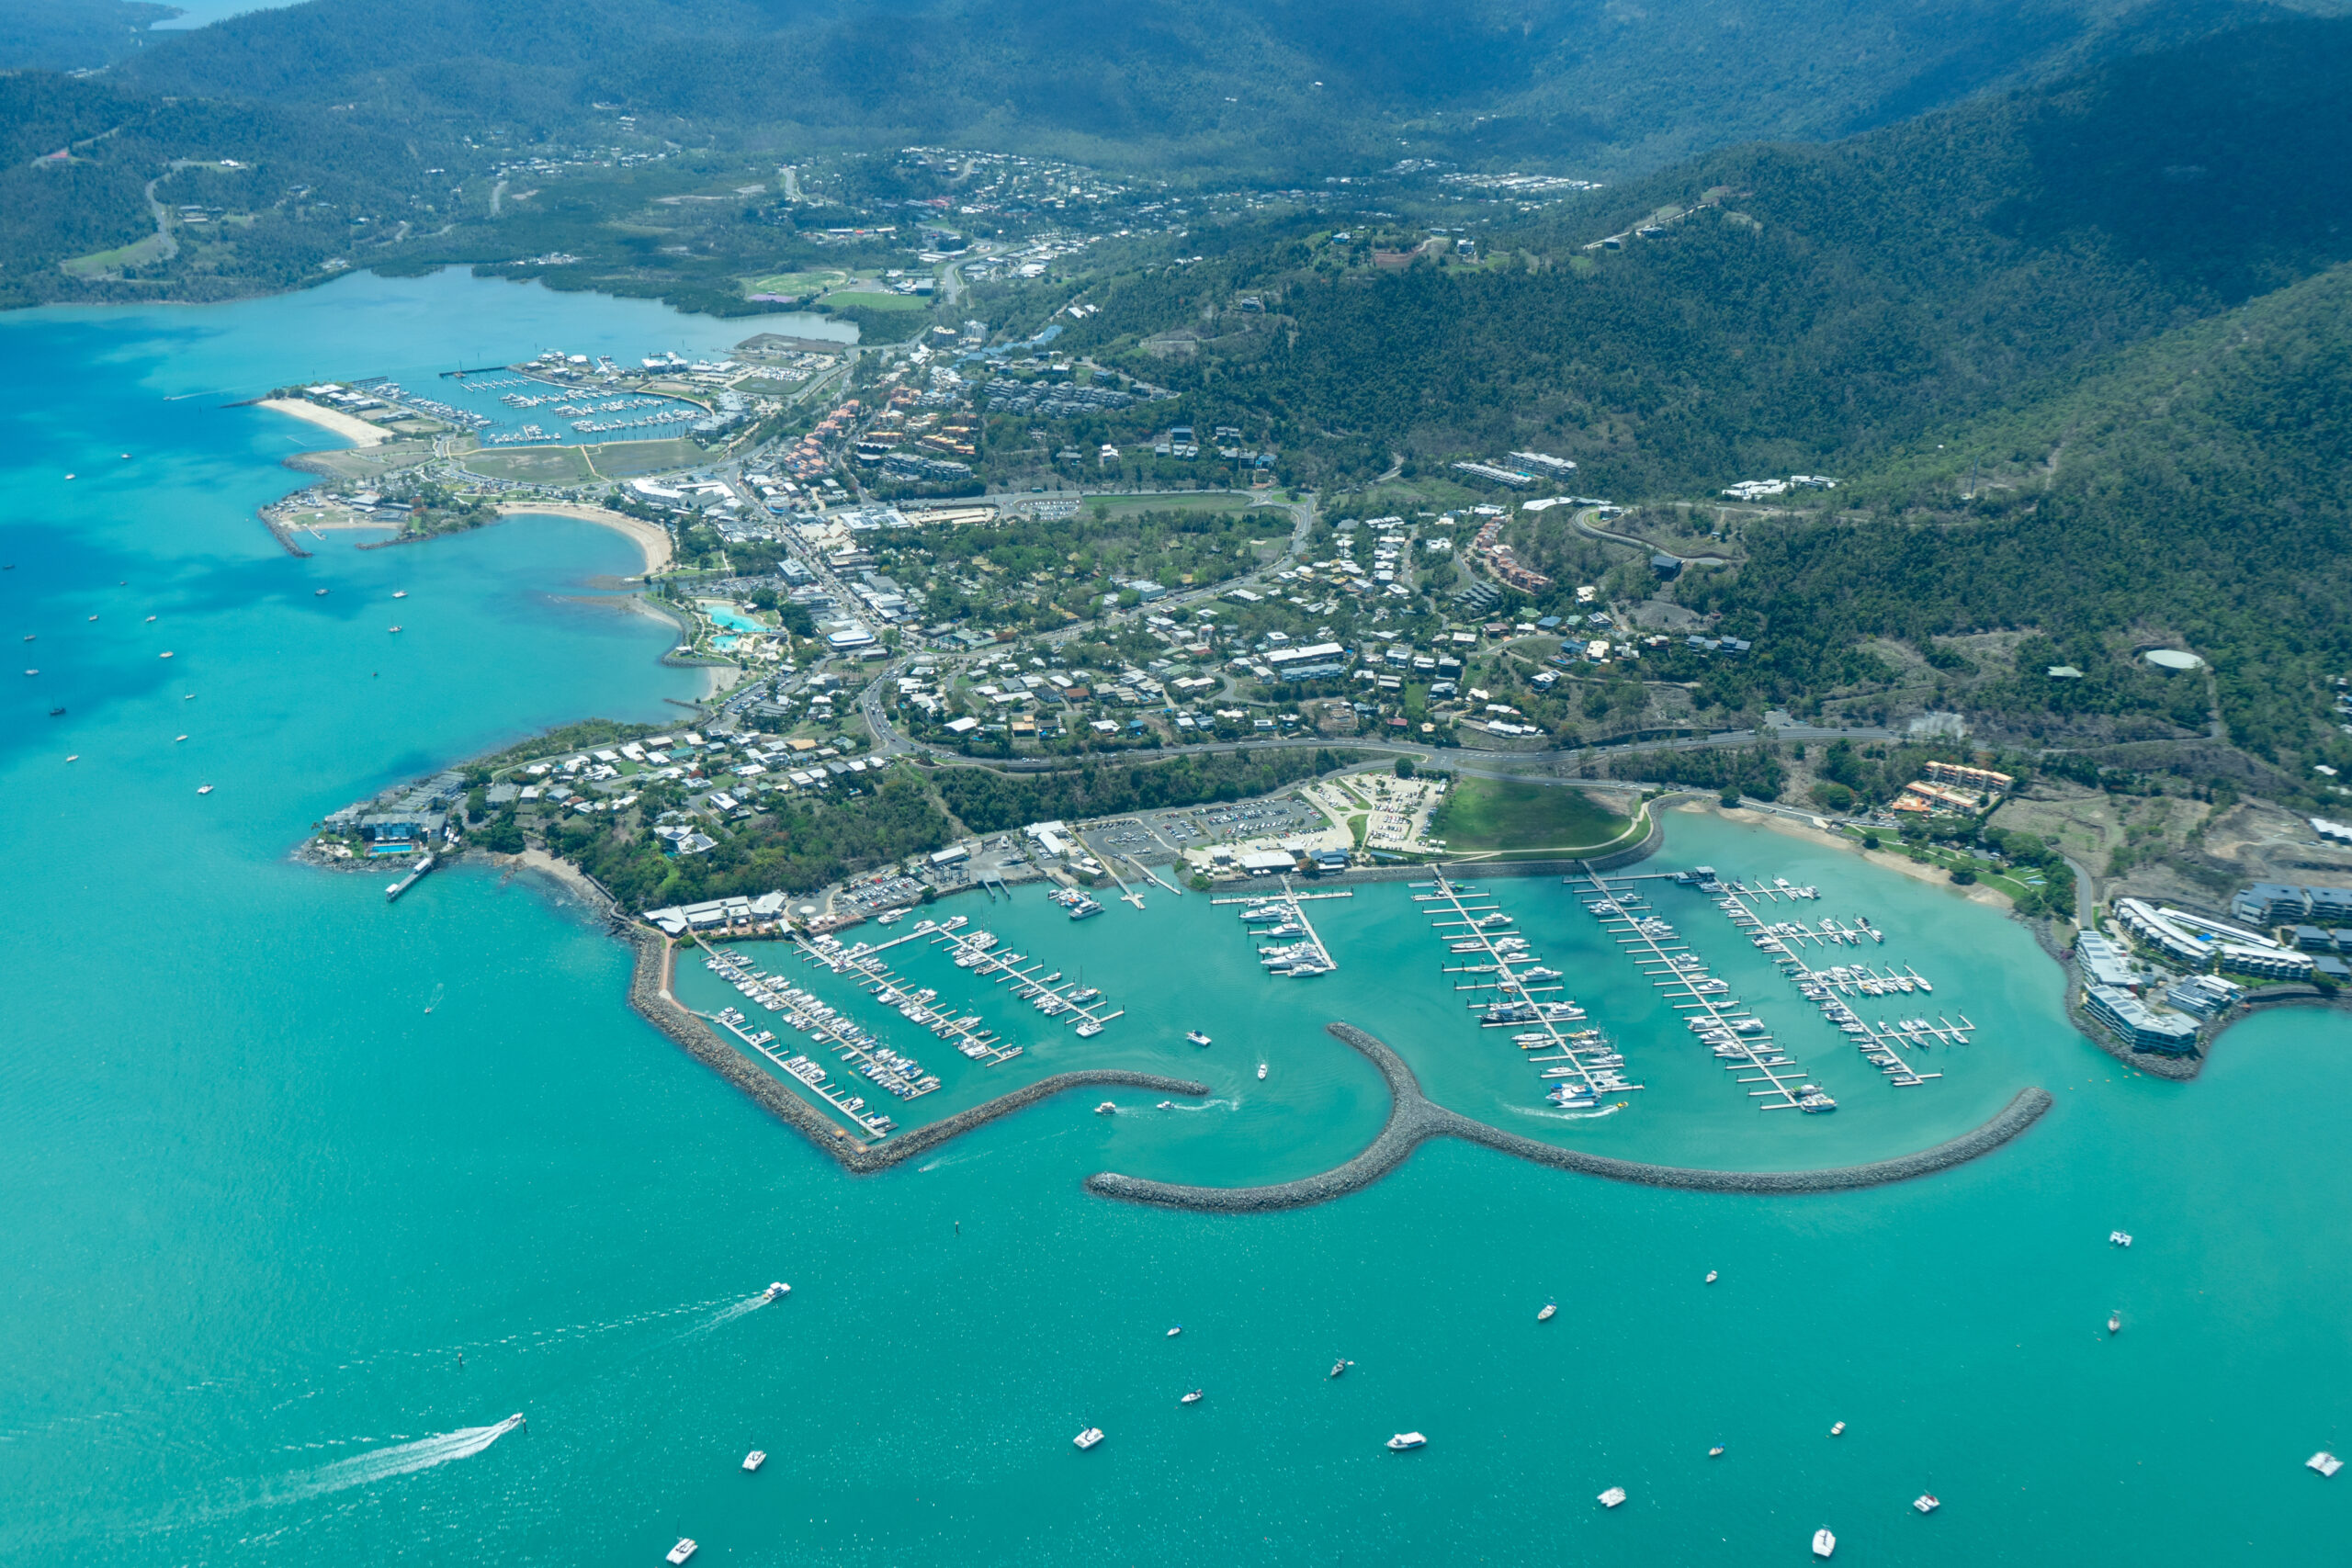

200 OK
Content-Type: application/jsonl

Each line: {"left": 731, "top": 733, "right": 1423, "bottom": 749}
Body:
{"left": 493, "top": 502, "right": 673, "bottom": 576}
{"left": 1679, "top": 801, "right": 2016, "bottom": 909}
{"left": 258, "top": 398, "right": 390, "bottom": 448}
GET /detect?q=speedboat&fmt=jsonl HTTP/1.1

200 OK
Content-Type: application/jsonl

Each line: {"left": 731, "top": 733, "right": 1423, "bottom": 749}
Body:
{"left": 668, "top": 1541, "right": 698, "bottom": 1564}
{"left": 2109, "top": 1230, "right": 2132, "bottom": 1247}
{"left": 763, "top": 1281, "right": 790, "bottom": 1301}
{"left": 2309, "top": 1451, "right": 2343, "bottom": 1476}
{"left": 742, "top": 1450, "right": 766, "bottom": 1472}
{"left": 2108, "top": 1310, "right": 2121, "bottom": 1335}
{"left": 1913, "top": 1494, "right": 1939, "bottom": 1514}
{"left": 197, "top": 784, "right": 213, "bottom": 795}
{"left": 1829, "top": 1421, "right": 1846, "bottom": 1437}
{"left": 1073, "top": 1427, "right": 1103, "bottom": 1450}
{"left": 1536, "top": 1302, "right": 1556, "bottom": 1322}
{"left": 313, "top": 587, "right": 328, "bottom": 596}
{"left": 1180, "top": 1389, "right": 1204, "bottom": 1404}
{"left": 392, "top": 590, "right": 408, "bottom": 599}
{"left": 1708, "top": 1444, "right": 1725, "bottom": 1459}
{"left": 1185, "top": 1030, "right": 1212, "bottom": 1047}
{"left": 1598, "top": 1485, "right": 1626, "bottom": 1507}
{"left": 1095, "top": 1101, "right": 1116, "bottom": 1115}
{"left": 1813, "top": 1528, "right": 1836, "bottom": 1558}
{"left": 1705, "top": 1270, "right": 1718, "bottom": 1284}
{"left": 1257, "top": 1062, "right": 1267, "bottom": 1079}
{"left": 1329, "top": 1358, "right": 1351, "bottom": 1378}
{"left": 1386, "top": 1432, "right": 1426, "bottom": 1451}
{"left": 1166, "top": 1325, "right": 1182, "bottom": 1337}
{"left": 388, "top": 625, "right": 401, "bottom": 633}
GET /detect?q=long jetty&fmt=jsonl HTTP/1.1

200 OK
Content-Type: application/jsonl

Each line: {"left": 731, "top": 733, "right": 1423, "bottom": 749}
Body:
{"left": 1575, "top": 868, "right": 1812, "bottom": 1109}
{"left": 1415, "top": 873, "right": 1637, "bottom": 1101}
{"left": 1215, "top": 876, "right": 1348, "bottom": 976}
{"left": 923, "top": 924, "right": 1125, "bottom": 1038}
{"left": 1705, "top": 877, "right": 1966, "bottom": 1086}
{"left": 1086, "top": 1022, "right": 2055, "bottom": 1211}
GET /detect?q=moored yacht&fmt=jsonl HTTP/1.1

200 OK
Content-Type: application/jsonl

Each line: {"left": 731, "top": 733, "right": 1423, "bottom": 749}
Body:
{"left": 1180, "top": 1389, "right": 1203, "bottom": 1404}
{"left": 667, "top": 1540, "right": 698, "bottom": 1564}
{"left": 1185, "top": 1030, "right": 1212, "bottom": 1046}
{"left": 742, "top": 1450, "right": 766, "bottom": 1472}
{"left": 1812, "top": 1528, "right": 1836, "bottom": 1559}
{"left": 1076, "top": 1021, "right": 1102, "bottom": 1038}
{"left": 1913, "top": 1493, "right": 1939, "bottom": 1513}
{"left": 1536, "top": 1302, "right": 1556, "bottom": 1322}
{"left": 1073, "top": 1427, "right": 1103, "bottom": 1450}
{"left": 1386, "top": 1432, "right": 1426, "bottom": 1451}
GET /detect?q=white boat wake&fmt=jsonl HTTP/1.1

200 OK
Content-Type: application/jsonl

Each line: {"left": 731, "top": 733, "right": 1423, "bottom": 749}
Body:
{"left": 1159, "top": 1098, "right": 1239, "bottom": 1113}
{"left": 274, "top": 1413, "right": 525, "bottom": 1503}
{"left": 163, "top": 1413, "right": 528, "bottom": 1527}
{"left": 672, "top": 1292, "right": 776, "bottom": 1343}
{"left": 1510, "top": 1101, "right": 1628, "bottom": 1123}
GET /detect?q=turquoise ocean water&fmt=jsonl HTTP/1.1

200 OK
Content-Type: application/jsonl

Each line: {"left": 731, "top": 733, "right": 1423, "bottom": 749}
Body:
{"left": 3, "top": 271, "right": 2347, "bottom": 1565}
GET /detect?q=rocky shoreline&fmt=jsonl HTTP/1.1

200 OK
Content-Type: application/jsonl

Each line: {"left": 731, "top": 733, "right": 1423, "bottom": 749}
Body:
{"left": 1085, "top": 1022, "right": 2055, "bottom": 1211}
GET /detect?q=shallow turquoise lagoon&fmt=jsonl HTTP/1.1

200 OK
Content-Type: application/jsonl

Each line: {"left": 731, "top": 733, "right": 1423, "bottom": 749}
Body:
{"left": 3, "top": 272, "right": 2348, "bottom": 1567}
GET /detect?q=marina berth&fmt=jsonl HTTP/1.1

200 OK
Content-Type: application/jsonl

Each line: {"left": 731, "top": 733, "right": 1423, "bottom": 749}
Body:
{"left": 1419, "top": 874, "right": 1637, "bottom": 1106}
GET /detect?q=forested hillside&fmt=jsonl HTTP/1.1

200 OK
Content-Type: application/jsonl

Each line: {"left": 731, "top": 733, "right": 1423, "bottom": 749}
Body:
{"left": 1690, "top": 259, "right": 2352, "bottom": 772}
{"left": 1101, "top": 18, "right": 2352, "bottom": 496}
{"left": 100, "top": 0, "right": 2329, "bottom": 175}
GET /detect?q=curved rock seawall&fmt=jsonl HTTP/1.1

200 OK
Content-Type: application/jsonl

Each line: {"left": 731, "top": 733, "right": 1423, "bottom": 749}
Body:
{"left": 1085, "top": 1021, "right": 2054, "bottom": 1211}
{"left": 622, "top": 924, "right": 1207, "bottom": 1173}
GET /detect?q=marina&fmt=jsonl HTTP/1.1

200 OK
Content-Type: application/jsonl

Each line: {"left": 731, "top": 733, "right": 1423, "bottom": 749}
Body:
{"left": 1698, "top": 874, "right": 1971, "bottom": 1087}
{"left": 1411, "top": 874, "right": 1640, "bottom": 1108}
{"left": 919, "top": 919, "right": 1126, "bottom": 1041}
{"left": 1214, "top": 878, "right": 1348, "bottom": 977}
{"left": 1574, "top": 869, "right": 1827, "bottom": 1112}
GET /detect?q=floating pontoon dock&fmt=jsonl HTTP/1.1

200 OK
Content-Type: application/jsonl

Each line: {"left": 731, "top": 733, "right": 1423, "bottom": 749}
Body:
{"left": 1414, "top": 874, "right": 1641, "bottom": 1103}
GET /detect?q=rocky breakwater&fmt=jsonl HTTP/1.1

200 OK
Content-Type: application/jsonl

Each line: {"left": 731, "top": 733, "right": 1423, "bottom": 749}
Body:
{"left": 623, "top": 926, "right": 1208, "bottom": 1172}
{"left": 1086, "top": 1021, "right": 2054, "bottom": 1211}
